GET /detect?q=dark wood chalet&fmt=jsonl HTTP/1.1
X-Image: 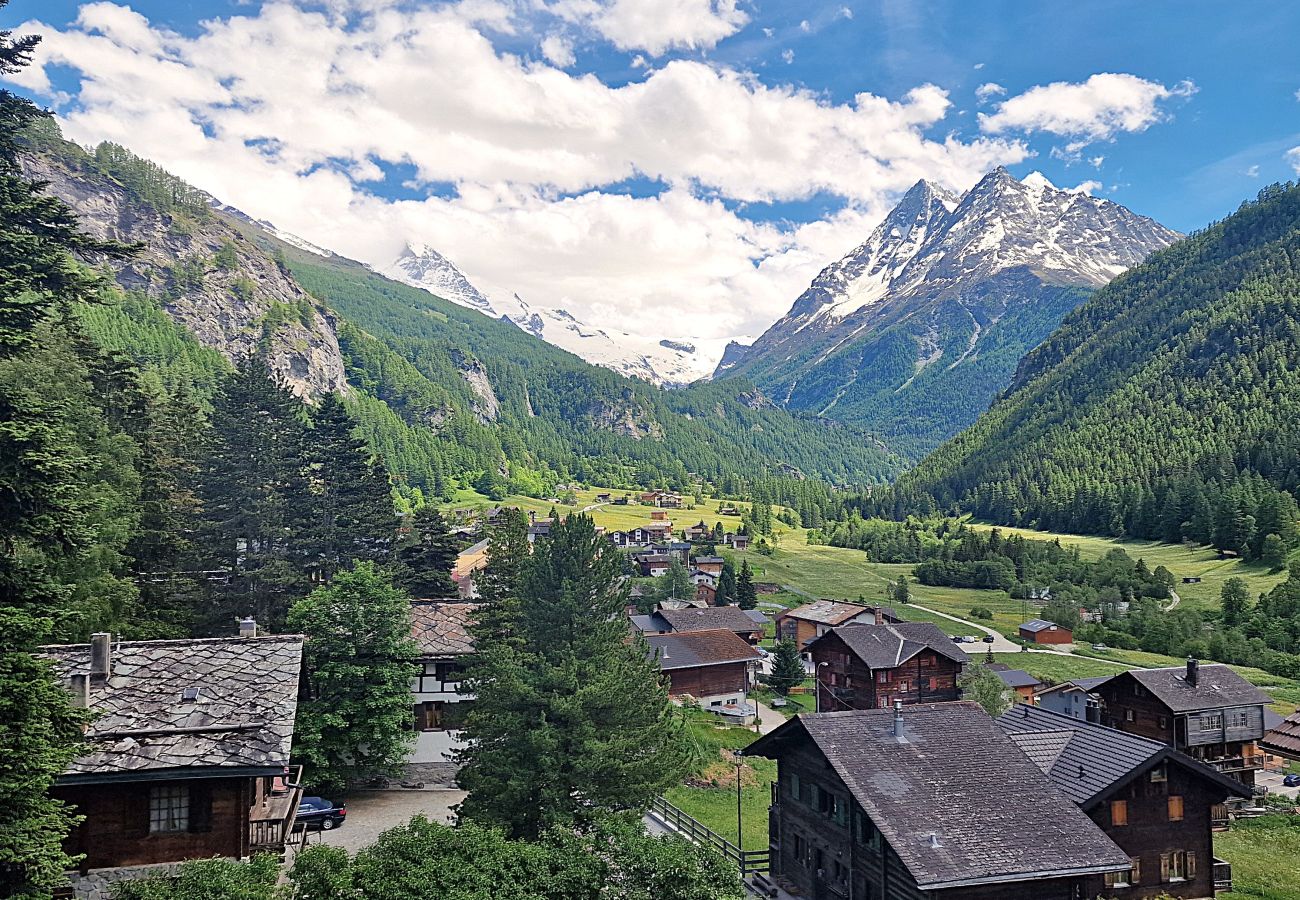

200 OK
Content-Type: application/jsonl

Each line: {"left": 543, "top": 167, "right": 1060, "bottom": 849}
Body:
{"left": 775, "top": 600, "right": 899, "bottom": 650}
{"left": 1094, "top": 661, "right": 1272, "bottom": 786}
{"left": 645, "top": 629, "right": 761, "bottom": 709}
{"left": 41, "top": 630, "right": 305, "bottom": 899}
{"left": 805, "top": 622, "right": 969, "bottom": 710}
{"left": 999, "top": 704, "right": 1248, "bottom": 898}
{"left": 747, "top": 703, "right": 1132, "bottom": 900}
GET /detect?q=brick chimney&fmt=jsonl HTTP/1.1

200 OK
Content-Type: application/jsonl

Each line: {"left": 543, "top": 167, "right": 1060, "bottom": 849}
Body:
{"left": 1186, "top": 657, "right": 1199, "bottom": 687}
{"left": 90, "top": 632, "right": 112, "bottom": 679}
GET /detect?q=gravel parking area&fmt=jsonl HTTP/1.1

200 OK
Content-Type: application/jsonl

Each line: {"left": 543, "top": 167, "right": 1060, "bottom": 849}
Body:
{"left": 297, "top": 789, "right": 466, "bottom": 856}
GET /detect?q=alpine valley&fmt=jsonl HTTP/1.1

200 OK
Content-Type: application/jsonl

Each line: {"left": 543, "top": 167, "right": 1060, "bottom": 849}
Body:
{"left": 716, "top": 168, "right": 1180, "bottom": 459}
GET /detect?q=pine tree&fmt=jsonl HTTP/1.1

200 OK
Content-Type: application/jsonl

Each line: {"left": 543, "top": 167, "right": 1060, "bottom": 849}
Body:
{"left": 768, "top": 638, "right": 805, "bottom": 695}
{"left": 396, "top": 505, "right": 458, "bottom": 597}
{"left": 893, "top": 574, "right": 911, "bottom": 605}
{"left": 286, "top": 562, "right": 419, "bottom": 794}
{"left": 456, "top": 515, "right": 689, "bottom": 839}
{"left": 715, "top": 559, "right": 737, "bottom": 606}
{"left": 468, "top": 507, "right": 529, "bottom": 651}
{"left": 656, "top": 558, "right": 693, "bottom": 606}
{"left": 736, "top": 559, "right": 758, "bottom": 610}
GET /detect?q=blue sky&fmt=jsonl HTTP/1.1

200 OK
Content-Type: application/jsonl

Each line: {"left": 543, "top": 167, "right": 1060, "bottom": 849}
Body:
{"left": 6, "top": 0, "right": 1300, "bottom": 359}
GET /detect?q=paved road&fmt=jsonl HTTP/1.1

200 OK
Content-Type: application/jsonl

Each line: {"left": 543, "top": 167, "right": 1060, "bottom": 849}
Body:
{"left": 753, "top": 700, "right": 784, "bottom": 734}
{"left": 300, "top": 789, "right": 465, "bottom": 855}
{"left": 1256, "top": 769, "right": 1300, "bottom": 801}
{"left": 1164, "top": 589, "right": 1182, "bottom": 612}
{"left": 907, "top": 602, "right": 1023, "bottom": 653}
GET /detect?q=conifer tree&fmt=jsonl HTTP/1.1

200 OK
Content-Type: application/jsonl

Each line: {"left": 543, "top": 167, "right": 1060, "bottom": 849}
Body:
{"left": 768, "top": 639, "right": 805, "bottom": 695}
{"left": 468, "top": 507, "right": 529, "bottom": 650}
{"left": 715, "top": 558, "right": 737, "bottom": 606}
{"left": 736, "top": 559, "right": 758, "bottom": 610}
{"left": 457, "top": 515, "right": 688, "bottom": 839}
{"left": 396, "top": 505, "right": 458, "bottom": 597}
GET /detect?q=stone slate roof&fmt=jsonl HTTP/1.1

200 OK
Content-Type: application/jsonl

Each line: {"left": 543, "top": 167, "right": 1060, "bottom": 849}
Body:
{"left": 657, "top": 606, "right": 766, "bottom": 634}
{"left": 812, "top": 622, "right": 969, "bottom": 669}
{"left": 780, "top": 599, "right": 870, "bottom": 626}
{"left": 998, "top": 704, "right": 1248, "bottom": 807}
{"left": 1121, "top": 664, "right": 1272, "bottom": 713}
{"left": 748, "top": 703, "right": 1130, "bottom": 890}
{"left": 646, "top": 629, "right": 762, "bottom": 670}
{"left": 1261, "top": 709, "right": 1300, "bottom": 758}
{"left": 41, "top": 635, "right": 303, "bottom": 782}
{"left": 410, "top": 601, "right": 478, "bottom": 657}
{"left": 996, "top": 669, "right": 1043, "bottom": 689}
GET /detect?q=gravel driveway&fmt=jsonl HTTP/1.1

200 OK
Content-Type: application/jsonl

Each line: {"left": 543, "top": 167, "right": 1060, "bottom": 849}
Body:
{"left": 297, "top": 789, "right": 467, "bottom": 856}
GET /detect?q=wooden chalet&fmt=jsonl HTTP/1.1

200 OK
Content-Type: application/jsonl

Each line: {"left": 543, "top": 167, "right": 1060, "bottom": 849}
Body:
{"left": 408, "top": 601, "right": 477, "bottom": 785}
{"left": 1261, "top": 709, "right": 1300, "bottom": 760}
{"left": 1094, "top": 661, "right": 1272, "bottom": 787}
{"left": 775, "top": 600, "right": 900, "bottom": 650}
{"left": 42, "top": 630, "right": 305, "bottom": 899}
{"left": 1018, "top": 618, "right": 1073, "bottom": 645}
{"left": 692, "top": 555, "right": 725, "bottom": 577}
{"left": 646, "top": 629, "right": 761, "bottom": 709}
{"left": 999, "top": 704, "right": 1248, "bottom": 897}
{"left": 988, "top": 665, "right": 1042, "bottom": 702}
{"left": 748, "top": 703, "right": 1132, "bottom": 900}
{"left": 631, "top": 605, "right": 767, "bottom": 643}
{"left": 725, "top": 533, "right": 751, "bottom": 550}
{"left": 805, "top": 620, "right": 969, "bottom": 710}
{"left": 695, "top": 582, "right": 717, "bottom": 605}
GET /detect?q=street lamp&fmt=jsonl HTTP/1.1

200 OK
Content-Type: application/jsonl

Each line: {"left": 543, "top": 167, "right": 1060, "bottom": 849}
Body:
{"left": 815, "top": 661, "right": 829, "bottom": 713}
{"left": 734, "top": 750, "right": 745, "bottom": 860}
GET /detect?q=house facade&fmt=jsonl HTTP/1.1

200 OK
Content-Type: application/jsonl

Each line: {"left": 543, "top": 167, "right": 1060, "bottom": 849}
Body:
{"left": 41, "top": 630, "right": 305, "bottom": 899}
{"left": 999, "top": 704, "right": 1248, "bottom": 898}
{"left": 805, "top": 622, "right": 968, "bottom": 710}
{"left": 748, "top": 703, "right": 1132, "bottom": 900}
{"left": 774, "top": 600, "right": 898, "bottom": 650}
{"left": 646, "top": 629, "right": 761, "bottom": 709}
{"left": 408, "top": 601, "right": 477, "bottom": 785}
{"left": 1018, "top": 618, "right": 1073, "bottom": 644}
{"left": 1094, "top": 661, "right": 1271, "bottom": 787}
{"left": 1034, "top": 676, "right": 1111, "bottom": 721}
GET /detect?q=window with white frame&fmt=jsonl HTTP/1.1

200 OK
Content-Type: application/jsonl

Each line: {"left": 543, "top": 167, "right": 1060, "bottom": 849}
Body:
{"left": 149, "top": 784, "right": 189, "bottom": 833}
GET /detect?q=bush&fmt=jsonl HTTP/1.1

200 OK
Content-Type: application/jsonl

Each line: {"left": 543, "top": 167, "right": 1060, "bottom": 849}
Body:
{"left": 969, "top": 606, "right": 994, "bottom": 620}
{"left": 111, "top": 855, "right": 280, "bottom": 900}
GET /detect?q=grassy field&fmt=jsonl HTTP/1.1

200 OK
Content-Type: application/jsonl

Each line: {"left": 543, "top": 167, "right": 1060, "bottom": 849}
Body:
{"left": 440, "top": 486, "right": 751, "bottom": 533}
{"left": 1217, "top": 816, "right": 1300, "bottom": 900}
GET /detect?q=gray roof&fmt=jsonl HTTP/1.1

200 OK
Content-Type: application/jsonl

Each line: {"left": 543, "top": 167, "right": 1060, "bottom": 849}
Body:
{"left": 1033, "top": 675, "right": 1113, "bottom": 699}
{"left": 41, "top": 635, "right": 303, "bottom": 782}
{"left": 646, "top": 629, "right": 762, "bottom": 670}
{"left": 1119, "top": 664, "right": 1272, "bottom": 713}
{"left": 812, "top": 622, "right": 969, "bottom": 669}
{"left": 1019, "top": 618, "right": 1065, "bottom": 633}
{"left": 410, "top": 601, "right": 477, "bottom": 657}
{"left": 748, "top": 703, "right": 1130, "bottom": 890}
{"left": 996, "top": 669, "right": 1043, "bottom": 689}
{"left": 998, "top": 704, "right": 1249, "bottom": 807}
{"left": 657, "top": 605, "right": 765, "bottom": 634}
{"left": 630, "top": 613, "right": 671, "bottom": 633}
{"left": 780, "top": 599, "right": 872, "bottom": 626}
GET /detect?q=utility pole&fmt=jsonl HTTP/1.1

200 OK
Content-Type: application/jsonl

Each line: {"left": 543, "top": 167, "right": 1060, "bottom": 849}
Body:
{"left": 734, "top": 752, "right": 745, "bottom": 861}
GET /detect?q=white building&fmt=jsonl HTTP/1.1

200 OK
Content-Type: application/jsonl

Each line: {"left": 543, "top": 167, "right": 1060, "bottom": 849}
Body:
{"left": 408, "top": 601, "right": 477, "bottom": 785}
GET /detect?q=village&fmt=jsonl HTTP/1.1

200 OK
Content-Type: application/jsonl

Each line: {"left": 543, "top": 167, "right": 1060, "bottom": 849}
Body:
{"left": 40, "top": 486, "right": 1300, "bottom": 900}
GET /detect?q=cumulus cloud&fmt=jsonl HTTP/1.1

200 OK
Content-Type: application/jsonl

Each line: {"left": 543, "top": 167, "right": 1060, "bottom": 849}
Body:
{"left": 1287, "top": 147, "right": 1300, "bottom": 177}
{"left": 539, "top": 33, "right": 575, "bottom": 67}
{"left": 1067, "top": 179, "right": 1102, "bottom": 195}
{"left": 552, "top": 0, "right": 748, "bottom": 56}
{"left": 980, "top": 73, "right": 1196, "bottom": 149}
{"left": 11, "top": 1, "right": 1032, "bottom": 343}
{"left": 974, "top": 82, "right": 1005, "bottom": 103}
{"left": 781, "top": 48, "right": 794, "bottom": 64}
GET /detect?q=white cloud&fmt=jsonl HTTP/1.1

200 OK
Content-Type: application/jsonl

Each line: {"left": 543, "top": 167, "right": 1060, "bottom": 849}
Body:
{"left": 974, "top": 82, "right": 1005, "bottom": 103}
{"left": 552, "top": 0, "right": 748, "bottom": 57}
{"left": 539, "top": 33, "right": 575, "bottom": 67}
{"left": 1244, "top": 164, "right": 1260, "bottom": 178}
{"left": 838, "top": 7, "right": 853, "bottom": 20}
{"left": 1286, "top": 147, "right": 1300, "bottom": 177}
{"left": 973, "top": 62, "right": 984, "bottom": 70}
{"left": 980, "top": 73, "right": 1196, "bottom": 148}
{"left": 799, "top": 19, "right": 811, "bottom": 32}
{"left": 781, "top": 48, "right": 794, "bottom": 64}
{"left": 1088, "top": 154, "right": 1105, "bottom": 168}
{"left": 12, "top": 1, "right": 1029, "bottom": 344}
{"left": 762, "top": 26, "right": 774, "bottom": 37}
{"left": 1067, "top": 179, "right": 1102, "bottom": 195}
{"left": 1294, "top": 88, "right": 1300, "bottom": 102}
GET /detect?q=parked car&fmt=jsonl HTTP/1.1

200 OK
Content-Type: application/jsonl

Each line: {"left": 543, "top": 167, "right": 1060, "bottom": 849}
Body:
{"left": 1092, "top": 643, "right": 1109, "bottom": 651}
{"left": 962, "top": 636, "right": 980, "bottom": 644}
{"left": 754, "top": 646, "right": 771, "bottom": 658}
{"left": 1283, "top": 773, "right": 1300, "bottom": 787}
{"left": 296, "top": 796, "right": 346, "bottom": 831}
{"left": 981, "top": 635, "right": 995, "bottom": 643}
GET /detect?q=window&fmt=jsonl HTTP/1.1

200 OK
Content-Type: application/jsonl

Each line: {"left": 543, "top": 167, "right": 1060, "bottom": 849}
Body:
{"left": 1111, "top": 800, "right": 1128, "bottom": 827}
{"left": 876, "top": 671, "right": 889, "bottom": 684}
{"left": 897, "top": 681, "right": 909, "bottom": 693}
{"left": 919, "top": 677, "right": 931, "bottom": 692}
{"left": 1230, "top": 711, "right": 1250, "bottom": 729}
{"left": 1124, "top": 709, "right": 1136, "bottom": 723}
{"left": 1168, "top": 795, "right": 1184, "bottom": 822}
{"left": 1150, "top": 763, "right": 1168, "bottom": 783}
{"left": 415, "top": 701, "right": 445, "bottom": 731}
{"left": 149, "top": 785, "right": 189, "bottom": 833}
{"left": 789, "top": 772, "right": 801, "bottom": 803}
{"left": 1161, "top": 851, "right": 1197, "bottom": 882}
{"left": 792, "top": 831, "right": 807, "bottom": 866}
{"left": 1158, "top": 715, "right": 1169, "bottom": 730}
{"left": 1201, "top": 712, "right": 1224, "bottom": 730}
{"left": 854, "top": 810, "right": 880, "bottom": 848}
{"left": 1130, "top": 856, "right": 1142, "bottom": 885}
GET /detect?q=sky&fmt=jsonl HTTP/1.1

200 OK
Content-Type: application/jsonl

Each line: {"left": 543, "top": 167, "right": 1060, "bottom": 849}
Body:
{"left": 5, "top": 0, "right": 1300, "bottom": 354}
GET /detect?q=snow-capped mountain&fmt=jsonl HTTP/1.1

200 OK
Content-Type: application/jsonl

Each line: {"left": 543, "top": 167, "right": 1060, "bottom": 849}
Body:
{"left": 384, "top": 243, "right": 719, "bottom": 386}
{"left": 716, "top": 168, "right": 1181, "bottom": 457}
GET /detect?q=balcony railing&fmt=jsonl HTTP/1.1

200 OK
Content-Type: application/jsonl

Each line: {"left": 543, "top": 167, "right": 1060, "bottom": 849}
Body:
{"left": 1209, "top": 754, "right": 1266, "bottom": 773}
{"left": 249, "top": 765, "right": 304, "bottom": 854}
{"left": 1213, "top": 857, "right": 1232, "bottom": 893}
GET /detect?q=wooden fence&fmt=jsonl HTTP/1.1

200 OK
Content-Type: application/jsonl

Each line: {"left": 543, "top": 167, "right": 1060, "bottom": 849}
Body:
{"left": 647, "top": 796, "right": 770, "bottom": 876}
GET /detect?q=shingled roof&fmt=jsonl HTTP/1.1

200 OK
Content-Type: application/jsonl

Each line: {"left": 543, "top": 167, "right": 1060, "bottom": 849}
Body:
{"left": 748, "top": 703, "right": 1130, "bottom": 890}
{"left": 657, "top": 605, "right": 766, "bottom": 634}
{"left": 1119, "top": 664, "right": 1272, "bottom": 713}
{"left": 810, "top": 622, "right": 970, "bottom": 668}
{"left": 410, "top": 601, "right": 477, "bottom": 657}
{"left": 1262, "top": 709, "right": 1300, "bottom": 758}
{"left": 779, "top": 599, "right": 871, "bottom": 626}
{"left": 41, "top": 635, "right": 303, "bottom": 783}
{"left": 646, "top": 629, "right": 762, "bottom": 670}
{"left": 998, "top": 704, "right": 1248, "bottom": 807}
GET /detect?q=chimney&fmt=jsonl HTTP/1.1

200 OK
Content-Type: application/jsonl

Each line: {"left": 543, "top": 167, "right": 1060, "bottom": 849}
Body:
{"left": 90, "top": 632, "right": 112, "bottom": 679}
{"left": 70, "top": 672, "right": 91, "bottom": 708}
{"left": 1186, "top": 657, "right": 1199, "bottom": 687}
{"left": 238, "top": 616, "right": 258, "bottom": 639}
{"left": 874, "top": 607, "right": 884, "bottom": 626}
{"left": 892, "top": 699, "right": 904, "bottom": 737}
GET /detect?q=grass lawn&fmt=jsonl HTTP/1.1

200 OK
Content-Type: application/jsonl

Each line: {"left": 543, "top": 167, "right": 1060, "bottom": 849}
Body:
{"left": 1217, "top": 816, "right": 1300, "bottom": 900}
{"left": 440, "top": 486, "right": 752, "bottom": 534}
{"left": 987, "top": 652, "right": 1127, "bottom": 684}
{"left": 664, "top": 709, "right": 774, "bottom": 851}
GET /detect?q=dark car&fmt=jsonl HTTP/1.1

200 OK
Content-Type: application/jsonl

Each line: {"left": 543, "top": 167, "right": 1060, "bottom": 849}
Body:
{"left": 982, "top": 635, "right": 995, "bottom": 643}
{"left": 295, "top": 796, "right": 346, "bottom": 831}
{"left": 1283, "top": 774, "right": 1300, "bottom": 788}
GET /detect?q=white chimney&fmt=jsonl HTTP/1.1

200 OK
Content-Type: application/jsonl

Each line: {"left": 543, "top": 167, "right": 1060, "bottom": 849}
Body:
{"left": 238, "top": 617, "right": 258, "bottom": 639}
{"left": 90, "top": 632, "right": 112, "bottom": 679}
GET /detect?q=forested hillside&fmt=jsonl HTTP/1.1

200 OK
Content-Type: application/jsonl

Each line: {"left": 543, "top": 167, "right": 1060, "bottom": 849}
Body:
{"left": 868, "top": 182, "right": 1300, "bottom": 563}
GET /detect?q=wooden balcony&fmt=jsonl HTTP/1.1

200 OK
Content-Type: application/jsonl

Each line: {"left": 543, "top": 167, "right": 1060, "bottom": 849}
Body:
{"left": 1213, "top": 857, "right": 1232, "bottom": 893}
{"left": 249, "top": 765, "right": 304, "bottom": 854}
{"left": 1208, "top": 753, "right": 1266, "bottom": 773}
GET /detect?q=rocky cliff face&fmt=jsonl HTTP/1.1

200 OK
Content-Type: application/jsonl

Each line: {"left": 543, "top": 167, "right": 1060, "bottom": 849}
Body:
{"left": 23, "top": 153, "right": 348, "bottom": 400}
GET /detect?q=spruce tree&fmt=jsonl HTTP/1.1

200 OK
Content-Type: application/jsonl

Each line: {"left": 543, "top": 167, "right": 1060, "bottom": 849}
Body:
{"left": 715, "top": 559, "right": 737, "bottom": 606}
{"left": 396, "top": 505, "right": 458, "bottom": 597}
{"left": 768, "top": 638, "right": 805, "bottom": 695}
{"left": 468, "top": 507, "right": 529, "bottom": 650}
{"left": 457, "top": 514, "right": 689, "bottom": 839}
{"left": 287, "top": 562, "right": 418, "bottom": 794}
{"left": 736, "top": 559, "right": 758, "bottom": 609}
